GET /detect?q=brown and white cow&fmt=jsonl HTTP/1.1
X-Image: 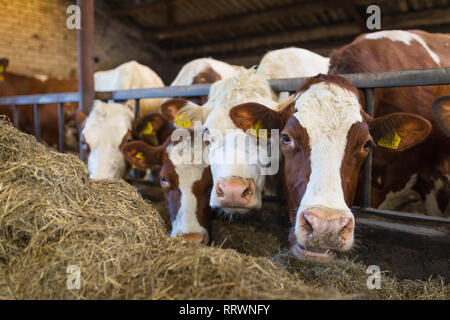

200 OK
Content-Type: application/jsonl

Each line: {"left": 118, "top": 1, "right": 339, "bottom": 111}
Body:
{"left": 230, "top": 74, "right": 432, "bottom": 261}
{"left": 163, "top": 68, "right": 282, "bottom": 216}
{"left": 169, "top": 58, "right": 239, "bottom": 105}
{"left": 0, "top": 58, "right": 79, "bottom": 150}
{"left": 329, "top": 30, "right": 450, "bottom": 217}
{"left": 121, "top": 113, "right": 212, "bottom": 244}
{"left": 76, "top": 61, "right": 165, "bottom": 180}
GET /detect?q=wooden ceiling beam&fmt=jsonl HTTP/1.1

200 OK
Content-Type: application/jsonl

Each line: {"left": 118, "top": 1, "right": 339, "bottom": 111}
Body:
{"left": 168, "top": 8, "right": 450, "bottom": 59}
{"left": 144, "top": 0, "right": 339, "bottom": 40}
{"left": 109, "top": 0, "right": 175, "bottom": 17}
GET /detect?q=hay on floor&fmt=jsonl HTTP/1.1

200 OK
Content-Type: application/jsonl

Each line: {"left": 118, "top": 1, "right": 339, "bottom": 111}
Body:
{"left": 0, "top": 117, "right": 339, "bottom": 300}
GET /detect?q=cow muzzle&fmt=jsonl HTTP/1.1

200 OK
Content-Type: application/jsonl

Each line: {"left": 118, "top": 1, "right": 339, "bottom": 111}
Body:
{"left": 291, "top": 206, "right": 354, "bottom": 262}
{"left": 214, "top": 177, "right": 256, "bottom": 210}
{"left": 177, "top": 232, "right": 209, "bottom": 245}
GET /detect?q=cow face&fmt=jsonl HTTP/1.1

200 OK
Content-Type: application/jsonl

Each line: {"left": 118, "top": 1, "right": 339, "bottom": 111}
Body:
{"left": 432, "top": 95, "right": 450, "bottom": 137}
{"left": 76, "top": 101, "right": 134, "bottom": 180}
{"left": 122, "top": 128, "right": 212, "bottom": 244}
{"left": 232, "top": 74, "right": 431, "bottom": 261}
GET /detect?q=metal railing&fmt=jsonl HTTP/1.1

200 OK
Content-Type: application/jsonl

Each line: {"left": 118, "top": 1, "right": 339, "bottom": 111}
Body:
{"left": 0, "top": 67, "right": 449, "bottom": 224}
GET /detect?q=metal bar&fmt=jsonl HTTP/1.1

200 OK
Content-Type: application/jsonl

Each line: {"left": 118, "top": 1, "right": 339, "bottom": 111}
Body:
{"left": 134, "top": 98, "right": 140, "bottom": 120}
{"left": 12, "top": 104, "right": 19, "bottom": 128}
{"left": 0, "top": 92, "right": 79, "bottom": 106}
{"left": 33, "top": 103, "right": 40, "bottom": 141}
{"left": 77, "top": 0, "right": 95, "bottom": 115}
{"left": 1, "top": 68, "right": 449, "bottom": 106}
{"left": 361, "top": 88, "right": 374, "bottom": 209}
{"left": 352, "top": 206, "right": 450, "bottom": 224}
{"left": 58, "top": 103, "right": 64, "bottom": 153}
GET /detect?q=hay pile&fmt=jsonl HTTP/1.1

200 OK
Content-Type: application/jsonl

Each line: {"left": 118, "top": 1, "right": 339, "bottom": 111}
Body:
{"left": 0, "top": 117, "right": 339, "bottom": 300}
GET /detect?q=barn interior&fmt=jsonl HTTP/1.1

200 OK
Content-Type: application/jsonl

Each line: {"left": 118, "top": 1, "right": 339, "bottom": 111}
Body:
{"left": 0, "top": 0, "right": 449, "bottom": 300}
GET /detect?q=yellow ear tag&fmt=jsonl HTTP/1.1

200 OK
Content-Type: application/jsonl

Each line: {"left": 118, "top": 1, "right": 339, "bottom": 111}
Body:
{"left": 250, "top": 121, "right": 267, "bottom": 139}
{"left": 377, "top": 131, "right": 401, "bottom": 149}
{"left": 0, "top": 75, "right": 4, "bottom": 83}
{"left": 0, "top": 65, "right": 3, "bottom": 73}
{"left": 135, "top": 152, "right": 145, "bottom": 160}
{"left": 174, "top": 114, "right": 191, "bottom": 129}
{"left": 131, "top": 165, "right": 137, "bottom": 169}
{"left": 141, "top": 122, "right": 156, "bottom": 136}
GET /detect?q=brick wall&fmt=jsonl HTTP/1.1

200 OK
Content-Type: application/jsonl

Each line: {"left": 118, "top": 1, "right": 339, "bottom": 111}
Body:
{"left": 0, "top": 0, "right": 172, "bottom": 83}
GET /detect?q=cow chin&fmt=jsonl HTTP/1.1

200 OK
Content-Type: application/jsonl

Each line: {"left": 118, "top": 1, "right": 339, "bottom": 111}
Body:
{"left": 88, "top": 148, "right": 128, "bottom": 180}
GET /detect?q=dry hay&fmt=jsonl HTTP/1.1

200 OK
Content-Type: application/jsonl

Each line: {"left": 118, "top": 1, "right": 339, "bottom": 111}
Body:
{"left": 0, "top": 117, "right": 447, "bottom": 300}
{"left": 0, "top": 117, "right": 339, "bottom": 300}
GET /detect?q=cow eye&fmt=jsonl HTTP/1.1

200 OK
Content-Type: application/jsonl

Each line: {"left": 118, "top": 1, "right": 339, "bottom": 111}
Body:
{"left": 160, "top": 176, "right": 169, "bottom": 186}
{"left": 363, "top": 140, "right": 373, "bottom": 150}
{"left": 281, "top": 134, "right": 291, "bottom": 144}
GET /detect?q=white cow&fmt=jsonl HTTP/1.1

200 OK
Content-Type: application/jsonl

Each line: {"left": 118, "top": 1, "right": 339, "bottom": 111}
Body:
{"left": 257, "top": 47, "right": 330, "bottom": 101}
{"left": 76, "top": 61, "right": 164, "bottom": 180}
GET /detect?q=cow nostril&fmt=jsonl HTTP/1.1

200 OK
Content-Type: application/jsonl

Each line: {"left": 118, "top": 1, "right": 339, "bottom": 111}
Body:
{"left": 216, "top": 184, "right": 224, "bottom": 197}
{"left": 241, "top": 184, "right": 252, "bottom": 198}
{"left": 300, "top": 212, "right": 314, "bottom": 236}
{"left": 339, "top": 217, "right": 354, "bottom": 241}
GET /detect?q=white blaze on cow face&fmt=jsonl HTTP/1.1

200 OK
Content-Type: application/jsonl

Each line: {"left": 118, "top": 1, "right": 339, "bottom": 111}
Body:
{"left": 201, "top": 69, "right": 279, "bottom": 214}
{"left": 293, "top": 82, "right": 362, "bottom": 250}
{"left": 167, "top": 141, "right": 211, "bottom": 241}
{"left": 82, "top": 101, "right": 133, "bottom": 180}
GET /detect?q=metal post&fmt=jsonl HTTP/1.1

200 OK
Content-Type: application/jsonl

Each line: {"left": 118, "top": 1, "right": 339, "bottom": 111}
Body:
{"left": 361, "top": 88, "right": 374, "bottom": 209}
{"left": 58, "top": 103, "right": 64, "bottom": 153}
{"left": 12, "top": 104, "right": 19, "bottom": 128}
{"left": 77, "top": 0, "right": 95, "bottom": 161}
{"left": 33, "top": 103, "right": 40, "bottom": 141}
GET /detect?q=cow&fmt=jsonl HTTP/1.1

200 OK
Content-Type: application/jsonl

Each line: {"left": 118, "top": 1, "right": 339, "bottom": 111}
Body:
{"left": 168, "top": 58, "right": 239, "bottom": 106}
{"left": 328, "top": 30, "right": 450, "bottom": 217}
{"left": 229, "top": 74, "right": 432, "bottom": 261}
{"left": 0, "top": 58, "right": 79, "bottom": 150}
{"left": 256, "top": 47, "right": 330, "bottom": 101}
{"left": 161, "top": 68, "right": 283, "bottom": 216}
{"left": 76, "top": 61, "right": 165, "bottom": 180}
{"left": 121, "top": 113, "right": 212, "bottom": 244}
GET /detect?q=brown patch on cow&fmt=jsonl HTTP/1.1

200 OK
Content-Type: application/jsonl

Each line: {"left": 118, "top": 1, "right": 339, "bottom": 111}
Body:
{"left": 296, "top": 74, "right": 360, "bottom": 101}
{"left": 161, "top": 98, "right": 190, "bottom": 121}
{"left": 133, "top": 112, "right": 175, "bottom": 145}
{"left": 188, "top": 66, "right": 223, "bottom": 105}
{"left": 192, "top": 167, "right": 213, "bottom": 233}
{"left": 341, "top": 122, "right": 373, "bottom": 206}
{"left": 229, "top": 102, "right": 290, "bottom": 138}
{"left": 280, "top": 116, "right": 311, "bottom": 225}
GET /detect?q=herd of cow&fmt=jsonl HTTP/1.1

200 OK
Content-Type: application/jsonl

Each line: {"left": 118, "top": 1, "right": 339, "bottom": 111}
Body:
{"left": 1, "top": 30, "right": 449, "bottom": 262}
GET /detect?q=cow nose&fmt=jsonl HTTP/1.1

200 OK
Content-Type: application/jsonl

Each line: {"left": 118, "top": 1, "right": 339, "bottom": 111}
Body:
{"left": 215, "top": 177, "right": 255, "bottom": 207}
{"left": 298, "top": 208, "right": 354, "bottom": 251}
{"left": 177, "top": 233, "right": 208, "bottom": 245}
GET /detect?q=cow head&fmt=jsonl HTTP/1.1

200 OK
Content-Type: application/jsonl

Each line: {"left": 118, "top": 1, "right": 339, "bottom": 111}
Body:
{"left": 121, "top": 126, "right": 212, "bottom": 244}
{"left": 231, "top": 74, "right": 431, "bottom": 261}
{"left": 432, "top": 95, "right": 450, "bottom": 137}
{"left": 76, "top": 100, "right": 134, "bottom": 180}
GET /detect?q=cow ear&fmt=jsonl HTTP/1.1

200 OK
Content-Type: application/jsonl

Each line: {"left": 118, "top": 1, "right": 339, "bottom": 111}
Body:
{"left": 229, "top": 102, "right": 285, "bottom": 137}
{"left": 134, "top": 112, "right": 173, "bottom": 145}
{"left": 121, "top": 141, "right": 164, "bottom": 169}
{"left": 0, "top": 58, "right": 9, "bottom": 74}
{"left": 369, "top": 112, "right": 431, "bottom": 152}
{"left": 75, "top": 109, "right": 88, "bottom": 129}
{"left": 161, "top": 98, "right": 191, "bottom": 121}
{"left": 432, "top": 95, "right": 450, "bottom": 137}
